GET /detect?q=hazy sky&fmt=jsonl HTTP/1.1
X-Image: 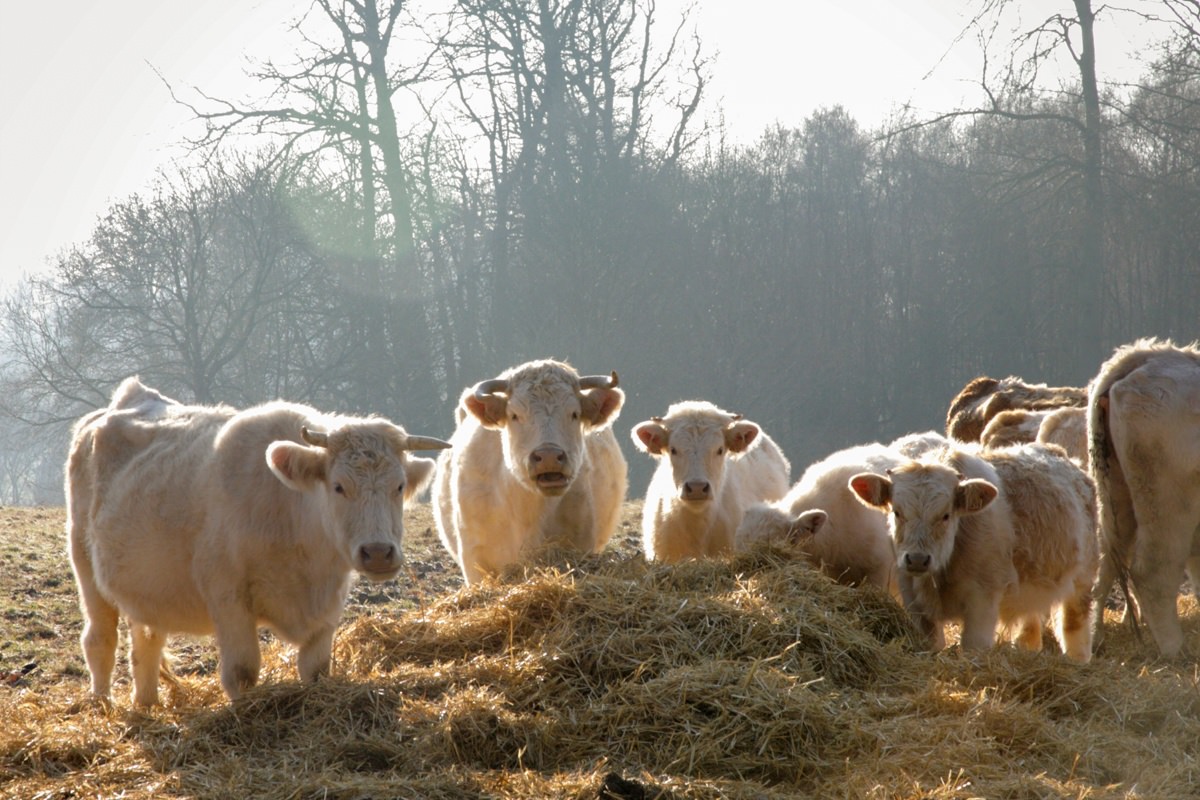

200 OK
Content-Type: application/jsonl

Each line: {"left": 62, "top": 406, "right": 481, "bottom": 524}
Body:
{"left": 0, "top": 1, "right": 1160, "bottom": 290}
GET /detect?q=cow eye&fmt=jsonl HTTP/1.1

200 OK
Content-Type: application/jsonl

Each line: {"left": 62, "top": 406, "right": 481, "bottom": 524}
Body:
{"left": 334, "top": 483, "right": 344, "bottom": 495}
{"left": 669, "top": 447, "right": 678, "bottom": 456}
{"left": 397, "top": 483, "right": 405, "bottom": 494}
{"left": 716, "top": 447, "right": 725, "bottom": 456}
{"left": 893, "top": 510, "right": 904, "bottom": 522}
{"left": 571, "top": 411, "right": 579, "bottom": 420}
{"left": 942, "top": 513, "right": 951, "bottom": 522}
{"left": 511, "top": 413, "right": 519, "bottom": 422}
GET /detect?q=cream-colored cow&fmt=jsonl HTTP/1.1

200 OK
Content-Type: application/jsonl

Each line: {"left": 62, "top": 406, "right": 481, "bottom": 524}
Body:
{"left": 633, "top": 401, "right": 789, "bottom": 562}
{"left": 66, "top": 377, "right": 449, "bottom": 705}
{"left": 735, "top": 442, "right": 900, "bottom": 592}
{"left": 851, "top": 441, "right": 1096, "bottom": 661}
{"left": 433, "top": 360, "right": 627, "bottom": 584}
{"left": 1089, "top": 338, "right": 1200, "bottom": 656}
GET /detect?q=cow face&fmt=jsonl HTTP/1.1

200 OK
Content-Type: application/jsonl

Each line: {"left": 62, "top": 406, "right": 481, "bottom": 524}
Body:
{"left": 633, "top": 409, "right": 760, "bottom": 507}
{"left": 735, "top": 504, "right": 827, "bottom": 550}
{"left": 267, "top": 422, "right": 449, "bottom": 581}
{"left": 463, "top": 363, "right": 623, "bottom": 497}
{"left": 850, "top": 463, "right": 996, "bottom": 576}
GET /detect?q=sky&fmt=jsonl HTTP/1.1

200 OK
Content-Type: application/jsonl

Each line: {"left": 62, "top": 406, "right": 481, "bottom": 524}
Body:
{"left": 0, "top": 1, "right": 1164, "bottom": 291}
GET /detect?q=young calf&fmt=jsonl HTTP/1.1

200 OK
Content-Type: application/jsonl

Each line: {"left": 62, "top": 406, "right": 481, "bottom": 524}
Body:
{"left": 850, "top": 442, "right": 1096, "bottom": 661}
{"left": 633, "top": 401, "right": 789, "bottom": 562}
{"left": 735, "top": 442, "right": 901, "bottom": 593}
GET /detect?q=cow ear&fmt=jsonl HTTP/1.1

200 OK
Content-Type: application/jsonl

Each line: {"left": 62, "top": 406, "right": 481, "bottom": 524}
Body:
{"left": 724, "top": 420, "right": 761, "bottom": 454}
{"left": 267, "top": 442, "right": 327, "bottom": 491}
{"left": 402, "top": 455, "right": 437, "bottom": 501}
{"left": 787, "top": 509, "right": 827, "bottom": 544}
{"left": 580, "top": 387, "right": 624, "bottom": 429}
{"left": 463, "top": 392, "right": 509, "bottom": 429}
{"left": 632, "top": 421, "right": 669, "bottom": 454}
{"left": 849, "top": 473, "right": 892, "bottom": 509}
{"left": 956, "top": 479, "right": 998, "bottom": 514}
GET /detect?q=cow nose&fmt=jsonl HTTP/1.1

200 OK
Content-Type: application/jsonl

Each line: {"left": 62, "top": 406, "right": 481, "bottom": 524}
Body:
{"left": 530, "top": 445, "right": 567, "bottom": 474}
{"left": 358, "top": 542, "right": 401, "bottom": 575}
{"left": 904, "top": 552, "right": 932, "bottom": 572}
{"left": 682, "top": 481, "right": 711, "bottom": 501}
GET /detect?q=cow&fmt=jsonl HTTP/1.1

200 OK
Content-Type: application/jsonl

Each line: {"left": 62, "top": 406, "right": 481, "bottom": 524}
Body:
{"left": 66, "top": 377, "right": 451, "bottom": 705}
{"left": 735, "top": 442, "right": 899, "bottom": 592}
{"left": 1037, "top": 407, "right": 1088, "bottom": 464}
{"left": 1089, "top": 338, "right": 1200, "bottom": 657}
{"left": 946, "top": 375, "right": 1086, "bottom": 443}
{"left": 980, "top": 409, "right": 1051, "bottom": 451}
{"left": 850, "top": 441, "right": 1097, "bottom": 661}
{"left": 633, "top": 401, "right": 789, "bottom": 562}
{"left": 433, "top": 360, "right": 627, "bottom": 585}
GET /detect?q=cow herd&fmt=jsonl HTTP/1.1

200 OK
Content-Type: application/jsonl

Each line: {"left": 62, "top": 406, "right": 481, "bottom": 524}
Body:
{"left": 63, "top": 338, "right": 1200, "bottom": 706}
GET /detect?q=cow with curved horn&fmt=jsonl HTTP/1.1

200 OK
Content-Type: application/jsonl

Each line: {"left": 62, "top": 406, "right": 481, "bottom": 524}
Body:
{"left": 66, "top": 377, "right": 451, "bottom": 705}
{"left": 433, "top": 359, "right": 628, "bottom": 584}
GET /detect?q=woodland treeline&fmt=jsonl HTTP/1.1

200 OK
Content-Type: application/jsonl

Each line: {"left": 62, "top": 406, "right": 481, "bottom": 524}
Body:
{"left": 3, "top": 0, "right": 1199, "bottom": 503}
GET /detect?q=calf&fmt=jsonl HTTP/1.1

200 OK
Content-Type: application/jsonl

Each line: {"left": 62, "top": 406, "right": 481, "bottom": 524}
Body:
{"left": 851, "top": 441, "right": 1096, "bottom": 660}
{"left": 735, "top": 442, "right": 900, "bottom": 592}
{"left": 433, "top": 360, "right": 627, "bottom": 584}
{"left": 634, "top": 401, "right": 789, "bottom": 562}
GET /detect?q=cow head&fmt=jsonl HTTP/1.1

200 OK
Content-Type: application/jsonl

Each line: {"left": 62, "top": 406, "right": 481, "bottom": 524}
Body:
{"left": 735, "top": 503, "right": 827, "bottom": 550}
{"left": 266, "top": 421, "right": 451, "bottom": 581}
{"left": 632, "top": 402, "right": 761, "bottom": 507}
{"left": 461, "top": 360, "right": 623, "bottom": 497}
{"left": 849, "top": 462, "right": 996, "bottom": 576}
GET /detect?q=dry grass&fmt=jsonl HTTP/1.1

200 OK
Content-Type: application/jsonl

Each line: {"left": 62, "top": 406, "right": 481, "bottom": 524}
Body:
{"left": 3, "top": 504, "right": 1200, "bottom": 799}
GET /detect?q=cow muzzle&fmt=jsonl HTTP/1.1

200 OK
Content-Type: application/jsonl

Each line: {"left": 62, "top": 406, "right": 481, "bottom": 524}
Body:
{"left": 529, "top": 444, "right": 572, "bottom": 495}
{"left": 680, "top": 480, "right": 712, "bottom": 504}
{"left": 356, "top": 542, "right": 404, "bottom": 581}
{"left": 902, "top": 551, "right": 933, "bottom": 575}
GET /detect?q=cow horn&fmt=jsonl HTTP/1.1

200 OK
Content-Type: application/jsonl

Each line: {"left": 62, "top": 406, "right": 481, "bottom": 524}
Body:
{"left": 301, "top": 426, "right": 328, "bottom": 447}
{"left": 730, "top": 413, "right": 744, "bottom": 421}
{"left": 404, "top": 435, "right": 453, "bottom": 451}
{"left": 651, "top": 416, "right": 665, "bottom": 423}
{"left": 472, "top": 378, "right": 509, "bottom": 400}
{"left": 579, "top": 371, "right": 619, "bottom": 390}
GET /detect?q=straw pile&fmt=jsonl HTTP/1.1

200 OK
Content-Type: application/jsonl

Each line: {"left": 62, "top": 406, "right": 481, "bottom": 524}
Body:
{"left": 4, "top": 506, "right": 1200, "bottom": 799}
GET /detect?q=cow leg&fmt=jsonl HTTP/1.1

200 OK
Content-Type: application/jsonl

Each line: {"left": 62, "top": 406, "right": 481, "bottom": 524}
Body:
{"left": 129, "top": 624, "right": 166, "bottom": 707}
{"left": 70, "top": 550, "right": 120, "bottom": 701}
{"left": 1056, "top": 585, "right": 1095, "bottom": 663}
{"left": 214, "top": 613, "right": 261, "bottom": 700}
{"left": 1130, "top": 519, "right": 1191, "bottom": 658}
{"left": 959, "top": 598, "right": 1000, "bottom": 651}
{"left": 297, "top": 624, "right": 336, "bottom": 683}
{"left": 1015, "top": 616, "right": 1043, "bottom": 651}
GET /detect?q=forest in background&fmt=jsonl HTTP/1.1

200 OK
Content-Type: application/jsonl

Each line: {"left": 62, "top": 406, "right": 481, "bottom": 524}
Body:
{"left": 2, "top": 0, "right": 1199, "bottom": 504}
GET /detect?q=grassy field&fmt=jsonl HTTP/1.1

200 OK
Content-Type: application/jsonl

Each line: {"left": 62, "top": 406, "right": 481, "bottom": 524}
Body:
{"left": 3, "top": 503, "right": 1200, "bottom": 799}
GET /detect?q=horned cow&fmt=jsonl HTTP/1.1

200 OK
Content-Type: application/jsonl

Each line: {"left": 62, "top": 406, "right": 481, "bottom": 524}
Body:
{"left": 850, "top": 441, "right": 1097, "bottom": 661}
{"left": 1089, "top": 338, "right": 1200, "bottom": 657}
{"left": 633, "top": 401, "right": 789, "bottom": 563}
{"left": 66, "top": 377, "right": 450, "bottom": 705}
{"left": 433, "top": 360, "right": 627, "bottom": 585}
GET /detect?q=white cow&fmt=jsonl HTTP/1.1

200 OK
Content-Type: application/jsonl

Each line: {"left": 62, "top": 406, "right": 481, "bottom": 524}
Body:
{"left": 633, "top": 401, "right": 789, "bottom": 562}
{"left": 1089, "top": 338, "right": 1200, "bottom": 656}
{"left": 66, "top": 377, "right": 450, "bottom": 705}
{"left": 850, "top": 441, "right": 1097, "bottom": 660}
{"left": 433, "top": 360, "right": 627, "bottom": 585}
{"left": 735, "top": 442, "right": 899, "bottom": 592}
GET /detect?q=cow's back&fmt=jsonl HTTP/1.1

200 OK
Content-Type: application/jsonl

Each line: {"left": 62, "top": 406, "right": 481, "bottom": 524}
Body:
{"left": 75, "top": 404, "right": 234, "bottom": 633}
{"left": 988, "top": 444, "right": 1097, "bottom": 612}
{"left": 727, "top": 433, "right": 790, "bottom": 509}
